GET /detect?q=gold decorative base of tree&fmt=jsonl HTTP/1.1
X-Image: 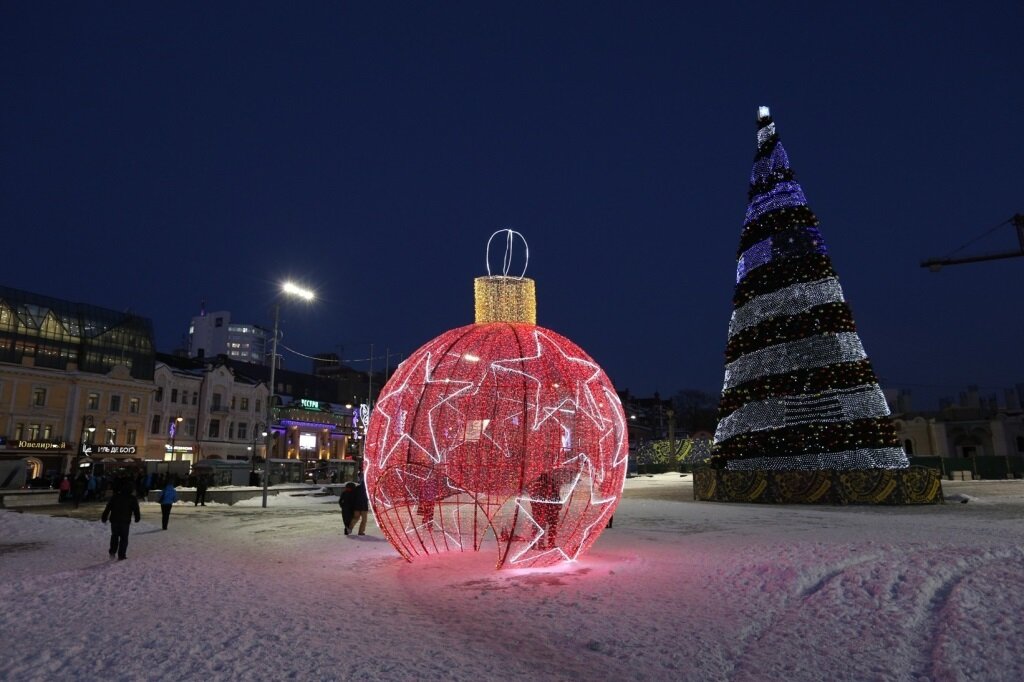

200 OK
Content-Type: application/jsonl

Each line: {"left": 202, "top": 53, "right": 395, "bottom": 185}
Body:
{"left": 693, "top": 466, "right": 943, "bottom": 505}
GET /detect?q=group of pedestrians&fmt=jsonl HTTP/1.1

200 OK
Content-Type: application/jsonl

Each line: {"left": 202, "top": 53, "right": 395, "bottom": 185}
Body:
{"left": 99, "top": 472, "right": 374, "bottom": 561}
{"left": 98, "top": 477, "right": 180, "bottom": 561}
{"left": 57, "top": 472, "right": 115, "bottom": 507}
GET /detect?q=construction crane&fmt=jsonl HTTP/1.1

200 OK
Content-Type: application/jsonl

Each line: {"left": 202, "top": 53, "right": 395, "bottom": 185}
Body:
{"left": 921, "top": 214, "right": 1024, "bottom": 271}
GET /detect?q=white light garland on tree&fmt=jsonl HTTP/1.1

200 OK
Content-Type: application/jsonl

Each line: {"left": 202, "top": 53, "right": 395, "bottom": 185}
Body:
{"left": 710, "top": 107, "right": 908, "bottom": 472}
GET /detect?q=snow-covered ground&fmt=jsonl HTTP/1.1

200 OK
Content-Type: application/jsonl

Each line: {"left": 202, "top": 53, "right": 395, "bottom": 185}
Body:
{"left": 2, "top": 474, "right": 1023, "bottom": 681}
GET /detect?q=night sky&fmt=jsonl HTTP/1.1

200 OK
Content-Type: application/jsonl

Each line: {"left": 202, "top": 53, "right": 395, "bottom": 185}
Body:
{"left": 2, "top": 2, "right": 1021, "bottom": 408}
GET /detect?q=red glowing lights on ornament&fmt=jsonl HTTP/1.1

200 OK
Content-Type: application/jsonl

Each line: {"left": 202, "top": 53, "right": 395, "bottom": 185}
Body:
{"left": 363, "top": 231, "right": 628, "bottom": 568}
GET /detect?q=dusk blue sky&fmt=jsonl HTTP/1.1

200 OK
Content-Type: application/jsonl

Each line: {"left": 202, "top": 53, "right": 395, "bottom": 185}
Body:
{"left": 2, "top": 2, "right": 1021, "bottom": 408}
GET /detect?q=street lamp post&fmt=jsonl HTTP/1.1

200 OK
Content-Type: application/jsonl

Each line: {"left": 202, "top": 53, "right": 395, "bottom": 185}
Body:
{"left": 77, "top": 416, "right": 96, "bottom": 474}
{"left": 250, "top": 424, "right": 267, "bottom": 479}
{"left": 666, "top": 408, "right": 677, "bottom": 470}
{"left": 262, "top": 281, "right": 315, "bottom": 508}
{"left": 169, "top": 416, "right": 183, "bottom": 462}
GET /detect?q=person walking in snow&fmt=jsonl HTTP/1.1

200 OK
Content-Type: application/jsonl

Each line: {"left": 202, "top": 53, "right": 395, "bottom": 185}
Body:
{"left": 348, "top": 477, "right": 370, "bottom": 536}
{"left": 157, "top": 478, "right": 179, "bottom": 530}
{"left": 338, "top": 482, "right": 356, "bottom": 534}
{"left": 58, "top": 475, "right": 71, "bottom": 502}
{"left": 102, "top": 481, "right": 141, "bottom": 560}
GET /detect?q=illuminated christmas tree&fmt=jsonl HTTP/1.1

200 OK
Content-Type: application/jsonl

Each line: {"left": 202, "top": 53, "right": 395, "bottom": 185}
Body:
{"left": 709, "top": 107, "right": 908, "bottom": 471}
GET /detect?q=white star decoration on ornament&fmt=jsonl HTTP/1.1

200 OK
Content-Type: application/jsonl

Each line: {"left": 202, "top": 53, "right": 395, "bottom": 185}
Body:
{"left": 368, "top": 351, "right": 475, "bottom": 468}
{"left": 506, "top": 455, "right": 617, "bottom": 566}
{"left": 490, "top": 330, "right": 606, "bottom": 432}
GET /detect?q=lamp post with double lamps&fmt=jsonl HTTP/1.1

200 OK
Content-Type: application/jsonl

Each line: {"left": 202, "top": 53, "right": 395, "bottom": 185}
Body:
{"left": 262, "top": 281, "right": 315, "bottom": 508}
{"left": 77, "top": 416, "right": 96, "bottom": 474}
{"left": 168, "top": 416, "right": 183, "bottom": 461}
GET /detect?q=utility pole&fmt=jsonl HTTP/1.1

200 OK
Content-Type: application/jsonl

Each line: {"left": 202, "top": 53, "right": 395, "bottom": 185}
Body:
{"left": 262, "top": 303, "right": 280, "bottom": 509}
{"left": 667, "top": 408, "right": 677, "bottom": 470}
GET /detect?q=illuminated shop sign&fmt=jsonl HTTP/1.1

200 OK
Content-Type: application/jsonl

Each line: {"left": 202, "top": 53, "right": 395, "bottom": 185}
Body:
{"left": 300, "top": 399, "right": 321, "bottom": 410}
{"left": 11, "top": 440, "right": 69, "bottom": 451}
{"left": 94, "top": 445, "right": 138, "bottom": 455}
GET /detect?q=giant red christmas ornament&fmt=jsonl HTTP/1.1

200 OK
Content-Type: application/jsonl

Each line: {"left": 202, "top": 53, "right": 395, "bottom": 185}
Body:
{"left": 364, "top": 231, "right": 628, "bottom": 568}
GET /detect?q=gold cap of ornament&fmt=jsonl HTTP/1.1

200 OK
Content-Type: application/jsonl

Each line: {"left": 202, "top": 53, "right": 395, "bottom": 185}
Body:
{"left": 474, "top": 230, "right": 536, "bottom": 324}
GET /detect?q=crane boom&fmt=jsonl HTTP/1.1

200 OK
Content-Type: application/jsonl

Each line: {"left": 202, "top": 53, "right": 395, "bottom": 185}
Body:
{"left": 921, "top": 214, "right": 1024, "bottom": 271}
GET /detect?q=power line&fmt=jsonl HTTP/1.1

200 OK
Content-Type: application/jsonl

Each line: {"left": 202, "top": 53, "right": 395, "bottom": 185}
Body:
{"left": 277, "top": 342, "right": 402, "bottom": 366}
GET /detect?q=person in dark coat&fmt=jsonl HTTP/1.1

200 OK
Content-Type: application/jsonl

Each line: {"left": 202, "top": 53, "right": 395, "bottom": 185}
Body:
{"left": 71, "top": 473, "right": 87, "bottom": 509}
{"left": 417, "top": 474, "right": 443, "bottom": 530}
{"left": 194, "top": 475, "right": 209, "bottom": 506}
{"left": 157, "top": 479, "right": 179, "bottom": 530}
{"left": 529, "top": 472, "right": 562, "bottom": 550}
{"left": 349, "top": 478, "right": 370, "bottom": 535}
{"left": 338, "top": 482, "right": 356, "bottom": 534}
{"left": 101, "top": 483, "right": 141, "bottom": 560}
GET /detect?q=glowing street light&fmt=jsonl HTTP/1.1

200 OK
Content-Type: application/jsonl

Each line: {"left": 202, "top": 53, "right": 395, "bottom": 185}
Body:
{"left": 282, "top": 281, "right": 315, "bottom": 301}
{"left": 262, "top": 281, "right": 316, "bottom": 508}
{"left": 169, "top": 416, "right": 183, "bottom": 461}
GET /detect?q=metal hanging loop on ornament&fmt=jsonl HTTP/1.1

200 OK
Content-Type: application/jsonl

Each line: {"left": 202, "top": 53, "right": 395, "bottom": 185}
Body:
{"left": 485, "top": 229, "right": 529, "bottom": 279}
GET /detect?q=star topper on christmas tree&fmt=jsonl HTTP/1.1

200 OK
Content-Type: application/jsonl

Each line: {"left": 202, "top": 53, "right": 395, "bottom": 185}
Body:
{"left": 363, "top": 230, "right": 628, "bottom": 569}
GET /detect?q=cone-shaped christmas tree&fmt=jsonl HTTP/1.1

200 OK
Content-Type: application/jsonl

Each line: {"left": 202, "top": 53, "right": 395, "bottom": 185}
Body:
{"left": 709, "top": 107, "right": 908, "bottom": 471}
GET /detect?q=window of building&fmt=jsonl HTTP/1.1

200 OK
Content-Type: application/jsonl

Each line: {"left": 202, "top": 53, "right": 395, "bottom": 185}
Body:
{"left": 127, "top": 429, "right": 137, "bottom": 445}
{"left": 43, "top": 425, "right": 53, "bottom": 439}
{"left": 110, "top": 395, "right": 121, "bottom": 412}
{"left": 192, "top": 393, "right": 198, "bottom": 406}
{"left": 238, "top": 422, "right": 248, "bottom": 440}
{"left": 87, "top": 393, "right": 100, "bottom": 410}
{"left": 209, "top": 419, "right": 220, "bottom": 439}
{"left": 129, "top": 397, "right": 140, "bottom": 414}
{"left": 240, "top": 397, "right": 249, "bottom": 411}
{"left": 212, "top": 393, "right": 223, "bottom": 410}
{"left": 28, "top": 424, "right": 40, "bottom": 439}
{"left": 155, "top": 387, "right": 163, "bottom": 402}
{"left": 255, "top": 399, "right": 261, "bottom": 415}
{"left": 14, "top": 423, "right": 24, "bottom": 440}
{"left": 32, "top": 387, "right": 46, "bottom": 407}
{"left": 231, "top": 396, "right": 236, "bottom": 410}
{"left": 186, "top": 418, "right": 196, "bottom": 436}
{"left": 229, "top": 422, "right": 235, "bottom": 439}
{"left": 171, "top": 388, "right": 178, "bottom": 403}
{"left": 903, "top": 439, "right": 914, "bottom": 455}
{"left": 151, "top": 415, "right": 162, "bottom": 435}
{"left": 215, "top": 317, "right": 223, "bottom": 328}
